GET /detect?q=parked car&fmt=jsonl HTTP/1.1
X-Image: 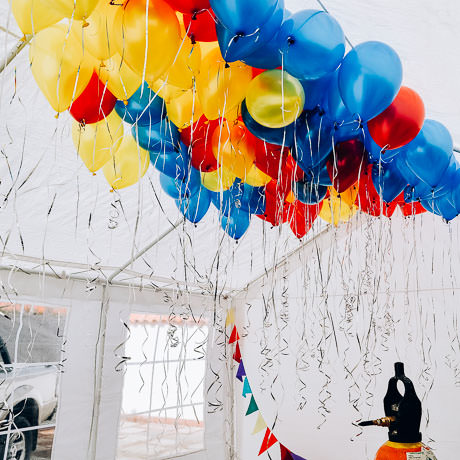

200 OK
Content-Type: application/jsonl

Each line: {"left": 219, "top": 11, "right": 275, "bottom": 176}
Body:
{"left": 0, "top": 336, "right": 58, "bottom": 460}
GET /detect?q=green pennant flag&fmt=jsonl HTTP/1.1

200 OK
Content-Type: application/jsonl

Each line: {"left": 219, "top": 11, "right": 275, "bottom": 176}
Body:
{"left": 246, "top": 395, "right": 258, "bottom": 415}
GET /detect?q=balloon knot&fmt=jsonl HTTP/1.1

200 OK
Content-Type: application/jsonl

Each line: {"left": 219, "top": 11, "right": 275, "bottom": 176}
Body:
{"left": 287, "top": 36, "right": 295, "bottom": 46}
{"left": 123, "top": 100, "right": 128, "bottom": 106}
{"left": 110, "top": 189, "right": 114, "bottom": 193}
{"left": 190, "top": 35, "right": 196, "bottom": 45}
{"left": 54, "top": 113, "right": 59, "bottom": 119}
{"left": 92, "top": 172, "right": 97, "bottom": 176}
{"left": 20, "top": 35, "right": 27, "bottom": 42}
{"left": 82, "top": 19, "right": 89, "bottom": 28}
{"left": 225, "top": 62, "right": 230, "bottom": 69}
{"left": 100, "top": 62, "right": 106, "bottom": 68}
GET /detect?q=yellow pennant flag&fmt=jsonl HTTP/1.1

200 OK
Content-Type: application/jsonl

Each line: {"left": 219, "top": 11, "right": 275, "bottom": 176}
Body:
{"left": 252, "top": 413, "right": 266, "bottom": 435}
{"left": 225, "top": 308, "right": 235, "bottom": 327}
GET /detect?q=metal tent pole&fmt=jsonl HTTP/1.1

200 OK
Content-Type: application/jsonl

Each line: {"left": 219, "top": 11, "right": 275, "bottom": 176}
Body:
{"left": 0, "top": 35, "right": 31, "bottom": 74}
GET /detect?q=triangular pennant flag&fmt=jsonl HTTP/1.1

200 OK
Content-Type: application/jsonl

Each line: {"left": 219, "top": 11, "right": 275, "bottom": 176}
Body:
{"left": 291, "top": 453, "right": 308, "bottom": 460}
{"left": 236, "top": 360, "right": 246, "bottom": 382}
{"left": 280, "top": 444, "right": 294, "bottom": 460}
{"left": 242, "top": 377, "right": 252, "bottom": 397}
{"left": 229, "top": 325, "right": 240, "bottom": 344}
{"left": 252, "top": 413, "right": 266, "bottom": 435}
{"left": 246, "top": 395, "right": 258, "bottom": 415}
{"left": 225, "top": 307, "right": 235, "bottom": 327}
{"left": 233, "top": 342, "right": 241, "bottom": 363}
{"left": 258, "top": 428, "right": 278, "bottom": 455}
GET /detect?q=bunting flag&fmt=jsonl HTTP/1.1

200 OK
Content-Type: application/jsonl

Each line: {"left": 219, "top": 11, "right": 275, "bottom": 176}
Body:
{"left": 242, "top": 377, "right": 252, "bottom": 397}
{"left": 225, "top": 307, "right": 235, "bottom": 327}
{"left": 233, "top": 342, "right": 241, "bottom": 363}
{"left": 280, "top": 444, "right": 294, "bottom": 460}
{"left": 258, "top": 427, "right": 278, "bottom": 456}
{"left": 246, "top": 395, "right": 259, "bottom": 415}
{"left": 252, "top": 413, "right": 267, "bottom": 435}
{"left": 229, "top": 325, "right": 240, "bottom": 344}
{"left": 236, "top": 360, "right": 246, "bottom": 382}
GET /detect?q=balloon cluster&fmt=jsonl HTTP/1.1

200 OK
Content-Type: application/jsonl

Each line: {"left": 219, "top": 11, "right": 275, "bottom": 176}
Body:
{"left": 18, "top": 0, "right": 459, "bottom": 239}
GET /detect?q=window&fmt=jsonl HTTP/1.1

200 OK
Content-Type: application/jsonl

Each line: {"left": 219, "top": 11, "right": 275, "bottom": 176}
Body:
{"left": 117, "top": 313, "right": 208, "bottom": 460}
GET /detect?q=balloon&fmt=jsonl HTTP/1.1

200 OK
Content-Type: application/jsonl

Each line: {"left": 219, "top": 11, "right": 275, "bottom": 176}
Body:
{"left": 29, "top": 24, "right": 94, "bottom": 112}
{"left": 244, "top": 165, "right": 272, "bottom": 187}
{"left": 278, "top": 10, "right": 345, "bottom": 80}
{"left": 399, "top": 199, "right": 426, "bottom": 217}
{"left": 327, "top": 139, "right": 366, "bottom": 193}
{"left": 113, "top": 0, "right": 181, "bottom": 83}
{"left": 253, "top": 140, "right": 289, "bottom": 180}
{"left": 364, "top": 125, "right": 400, "bottom": 164}
{"left": 293, "top": 180, "right": 328, "bottom": 205}
{"left": 201, "top": 167, "right": 236, "bottom": 191}
{"left": 181, "top": 117, "right": 219, "bottom": 172}
{"left": 164, "top": 0, "right": 210, "bottom": 14}
{"left": 11, "top": 0, "right": 64, "bottom": 35}
{"left": 97, "top": 54, "right": 143, "bottom": 101}
{"left": 301, "top": 72, "right": 334, "bottom": 111}
{"left": 159, "top": 167, "right": 201, "bottom": 199}
{"left": 151, "top": 142, "right": 191, "bottom": 178}
{"left": 196, "top": 47, "right": 252, "bottom": 120}
{"left": 241, "top": 100, "right": 295, "bottom": 147}
{"left": 79, "top": 1, "right": 119, "bottom": 61}
{"left": 403, "top": 120, "right": 453, "bottom": 188}
{"left": 319, "top": 186, "right": 357, "bottom": 225}
{"left": 425, "top": 194, "right": 458, "bottom": 221}
{"left": 175, "top": 187, "right": 211, "bottom": 223}
{"left": 215, "top": 0, "right": 284, "bottom": 63}
{"left": 114, "top": 82, "right": 165, "bottom": 126}
{"left": 70, "top": 72, "right": 117, "bottom": 124}
{"left": 293, "top": 111, "right": 333, "bottom": 172}
{"left": 212, "top": 121, "right": 256, "bottom": 180}
{"left": 72, "top": 111, "right": 124, "bottom": 173}
{"left": 289, "top": 200, "right": 322, "bottom": 238}
{"left": 183, "top": 10, "right": 217, "bottom": 43}
{"left": 150, "top": 78, "right": 185, "bottom": 103}
{"left": 246, "top": 69, "right": 305, "bottom": 129}
{"left": 304, "top": 160, "right": 332, "bottom": 186}
{"left": 338, "top": 42, "right": 403, "bottom": 122}
{"left": 371, "top": 160, "right": 407, "bottom": 203}
{"left": 221, "top": 209, "right": 251, "bottom": 240}
{"left": 367, "top": 86, "right": 425, "bottom": 150}
{"left": 221, "top": 180, "right": 267, "bottom": 215}
{"left": 242, "top": 35, "right": 282, "bottom": 70}
{"left": 210, "top": 0, "right": 278, "bottom": 36}
{"left": 165, "top": 88, "right": 203, "bottom": 129}
{"left": 103, "top": 135, "right": 150, "bottom": 189}
{"left": 132, "top": 119, "right": 180, "bottom": 154}
{"left": 43, "top": 0, "right": 99, "bottom": 21}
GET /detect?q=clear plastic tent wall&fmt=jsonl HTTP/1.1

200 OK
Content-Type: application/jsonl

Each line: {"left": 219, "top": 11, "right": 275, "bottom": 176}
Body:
{"left": 0, "top": 0, "right": 459, "bottom": 460}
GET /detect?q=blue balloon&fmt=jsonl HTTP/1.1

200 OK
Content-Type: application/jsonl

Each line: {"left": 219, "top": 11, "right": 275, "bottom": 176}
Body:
{"left": 338, "top": 41, "right": 402, "bottom": 122}
{"left": 230, "top": 180, "right": 266, "bottom": 214}
{"left": 293, "top": 111, "right": 333, "bottom": 172}
{"left": 210, "top": 188, "right": 234, "bottom": 217}
{"left": 241, "top": 99, "right": 295, "bottom": 147}
{"left": 114, "top": 82, "right": 165, "bottom": 126}
{"left": 278, "top": 10, "right": 345, "bottom": 80}
{"left": 293, "top": 179, "right": 328, "bottom": 204}
{"left": 210, "top": 0, "right": 279, "bottom": 36}
{"left": 371, "top": 161, "right": 407, "bottom": 203}
{"left": 159, "top": 167, "right": 201, "bottom": 200}
{"left": 365, "top": 125, "right": 400, "bottom": 164}
{"left": 403, "top": 119, "right": 453, "bottom": 188}
{"left": 452, "top": 181, "right": 460, "bottom": 213}
{"left": 422, "top": 194, "right": 457, "bottom": 221}
{"left": 301, "top": 72, "right": 334, "bottom": 111}
{"left": 132, "top": 119, "right": 180, "bottom": 154}
{"left": 216, "top": 0, "right": 284, "bottom": 63}
{"left": 151, "top": 142, "right": 190, "bottom": 179}
{"left": 394, "top": 154, "right": 421, "bottom": 187}
{"left": 175, "top": 188, "right": 211, "bottom": 224}
{"left": 220, "top": 208, "right": 251, "bottom": 240}
{"left": 304, "top": 160, "right": 332, "bottom": 186}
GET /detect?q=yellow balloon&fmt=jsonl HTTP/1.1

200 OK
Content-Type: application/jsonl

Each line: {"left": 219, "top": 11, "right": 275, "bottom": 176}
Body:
{"left": 10, "top": 0, "right": 65, "bottom": 35}
{"left": 246, "top": 69, "right": 305, "bottom": 129}
{"left": 166, "top": 89, "right": 203, "bottom": 129}
{"left": 113, "top": 0, "right": 181, "bottom": 83}
{"left": 197, "top": 47, "right": 252, "bottom": 120}
{"left": 30, "top": 23, "right": 94, "bottom": 112}
{"left": 319, "top": 186, "right": 358, "bottom": 226}
{"left": 149, "top": 79, "right": 184, "bottom": 103}
{"left": 42, "top": 0, "right": 100, "bottom": 21}
{"left": 244, "top": 165, "right": 272, "bottom": 187}
{"left": 201, "top": 168, "right": 235, "bottom": 192}
{"left": 337, "top": 184, "right": 359, "bottom": 207}
{"left": 97, "top": 54, "right": 142, "bottom": 101}
{"left": 103, "top": 135, "right": 150, "bottom": 190}
{"left": 212, "top": 121, "right": 255, "bottom": 180}
{"left": 72, "top": 111, "right": 123, "bottom": 173}
{"left": 77, "top": 1, "right": 119, "bottom": 61}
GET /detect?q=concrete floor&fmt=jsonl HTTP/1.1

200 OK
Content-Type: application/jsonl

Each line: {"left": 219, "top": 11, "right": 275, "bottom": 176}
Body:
{"left": 31, "top": 428, "right": 54, "bottom": 460}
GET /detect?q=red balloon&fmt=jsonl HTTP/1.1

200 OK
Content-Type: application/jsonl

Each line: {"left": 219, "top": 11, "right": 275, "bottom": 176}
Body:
{"left": 181, "top": 116, "right": 219, "bottom": 172}
{"left": 183, "top": 9, "right": 217, "bottom": 43}
{"left": 356, "top": 164, "right": 397, "bottom": 217}
{"left": 257, "top": 181, "right": 291, "bottom": 226}
{"left": 164, "top": 0, "right": 210, "bottom": 14}
{"left": 327, "top": 139, "right": 366, "bottom": 193}
{"left": 288, "top": 200, "right": 322, "bottom": 238}
{"left": 367, "top": 86, "right": 425, "bottom": 150}
{"left": 393, "top": 192, "right": 427, "bottom": 216}
{"left": 253, "top": 139, "right": 289, "bottom": 180}
{"left": 70, "top": 72, "right": 116, "bottom": 124}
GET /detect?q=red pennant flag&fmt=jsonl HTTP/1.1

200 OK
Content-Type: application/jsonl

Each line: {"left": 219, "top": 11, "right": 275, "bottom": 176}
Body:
{"left": 258, "top": 428, "right": 278, "bottom": 455}
{"left": 233, "top": 342, "right": 241, "bottom": 363}
{"left": 280, "top": 444, "right": 294, "bottom": 460}
{"left": 229, "top": 325, "right": 240, "bottom": 344}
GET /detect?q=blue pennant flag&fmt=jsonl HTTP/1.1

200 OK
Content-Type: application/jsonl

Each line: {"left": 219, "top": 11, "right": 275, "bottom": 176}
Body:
{"left": 242, "top": 377, "right": 252, "bottom": 398}
{"left": 236, "top": 360, "right": 246, "bottom": 382}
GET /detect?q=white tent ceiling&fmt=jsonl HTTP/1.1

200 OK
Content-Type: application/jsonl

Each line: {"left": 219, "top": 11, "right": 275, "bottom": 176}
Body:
{"left": 0, "top": 0, "right": 459, "bottom": 292}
